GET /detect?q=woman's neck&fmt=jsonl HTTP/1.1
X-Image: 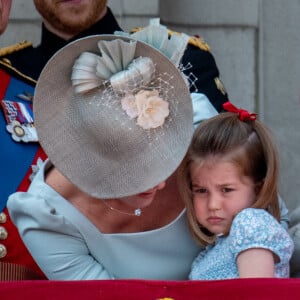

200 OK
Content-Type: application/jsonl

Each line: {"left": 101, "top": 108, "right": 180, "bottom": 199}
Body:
{"left": 45, "top": 167, "right": 184, "bottom": 233}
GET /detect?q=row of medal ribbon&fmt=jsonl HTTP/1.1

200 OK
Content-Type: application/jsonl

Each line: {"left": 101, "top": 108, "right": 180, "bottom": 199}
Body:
{"left": 1, "top": 99, "right": 38, "bottom": 143}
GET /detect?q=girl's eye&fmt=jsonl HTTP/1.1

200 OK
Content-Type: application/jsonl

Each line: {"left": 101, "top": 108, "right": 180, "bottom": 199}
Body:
{"left": 221, "top": 187, "right": 233, "bottom": 193}
{"left": 192, "top": 187, "right": 207, "bottom": 194}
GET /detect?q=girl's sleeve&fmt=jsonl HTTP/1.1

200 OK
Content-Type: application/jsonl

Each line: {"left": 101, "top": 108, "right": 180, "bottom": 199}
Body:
{"left": 7, "top": 191, "right": 113, "bottom": 280}
{"left": 230, "top": 208, "right": 294, "bottom": 266}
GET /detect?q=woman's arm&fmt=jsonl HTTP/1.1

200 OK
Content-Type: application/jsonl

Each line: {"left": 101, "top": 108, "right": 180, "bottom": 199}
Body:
{"left": 8, "top": 191, "right": 114, "bottom": 280}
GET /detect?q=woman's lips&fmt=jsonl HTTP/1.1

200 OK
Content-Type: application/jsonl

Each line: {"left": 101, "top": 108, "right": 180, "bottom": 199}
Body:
{"left": 138, "top": 191, "right": 156, "bottom": 198}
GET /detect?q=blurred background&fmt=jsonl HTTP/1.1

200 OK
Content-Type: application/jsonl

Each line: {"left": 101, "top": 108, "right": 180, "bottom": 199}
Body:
{"left": 1, "top": 0, "right": 300, "bottom": 212}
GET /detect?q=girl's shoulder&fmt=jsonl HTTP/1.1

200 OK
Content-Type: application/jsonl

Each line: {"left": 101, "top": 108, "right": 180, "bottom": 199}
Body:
{"left": 233, "top": 207, "right": 275, "bottom": 226}
{"left": 229, "top": 208, "right": 294, "bottom": 265}
{"left": 230, "top": 208, "right": 283, "bottom": 240}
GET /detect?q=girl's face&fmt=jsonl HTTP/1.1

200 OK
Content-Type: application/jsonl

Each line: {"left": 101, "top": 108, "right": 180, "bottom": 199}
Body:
{"left": 190, "top": 159, "right": 257, "bottom": 235}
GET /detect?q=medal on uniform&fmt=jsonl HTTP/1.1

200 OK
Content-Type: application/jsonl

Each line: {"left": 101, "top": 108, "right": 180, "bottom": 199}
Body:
{"left": 1, "top": 100, "right": 38, "bottom": 142}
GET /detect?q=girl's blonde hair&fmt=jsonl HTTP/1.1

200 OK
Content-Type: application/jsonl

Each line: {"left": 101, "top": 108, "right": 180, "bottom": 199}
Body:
{"left": 178, "top": 112, "right": 280, "bottom": 246}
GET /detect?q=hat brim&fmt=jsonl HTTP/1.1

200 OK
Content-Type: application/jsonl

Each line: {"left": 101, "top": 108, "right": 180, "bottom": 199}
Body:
{"left": 34, "top": 35, "right": 193, "bottom": 198}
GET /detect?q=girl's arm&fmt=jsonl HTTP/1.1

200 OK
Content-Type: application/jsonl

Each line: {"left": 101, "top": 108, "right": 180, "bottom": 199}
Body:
{"left": 237, "top": 248, "right": 275, "bottom": 277}
{"left": 231, "top": 208, "right": 294, "bottom": 278}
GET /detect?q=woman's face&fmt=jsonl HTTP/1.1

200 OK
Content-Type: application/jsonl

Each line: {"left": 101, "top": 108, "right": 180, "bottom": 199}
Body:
{"left": 190, "top": 159, "right": 256, "bottom": 235}
{"left": 119, "top": 181, "right": 166, "bottom": 209}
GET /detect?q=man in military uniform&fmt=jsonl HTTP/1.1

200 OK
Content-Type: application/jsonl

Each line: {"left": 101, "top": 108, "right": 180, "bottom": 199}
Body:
{"left": 0, "top": 0, "right": 47, "bottom": 279}
{"left": 0, "top": 0, "right": 228, "bottom": 280}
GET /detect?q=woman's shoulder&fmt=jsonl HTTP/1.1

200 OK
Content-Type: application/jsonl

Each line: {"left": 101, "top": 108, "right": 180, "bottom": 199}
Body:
{"left": 7, "top": 159, "right": 75, "bottom": 230}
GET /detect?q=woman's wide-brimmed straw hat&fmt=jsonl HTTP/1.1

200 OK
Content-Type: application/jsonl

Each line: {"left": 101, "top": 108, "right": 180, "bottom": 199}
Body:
{"left": 34, "top": 35, "right": 193, "bottom": 198}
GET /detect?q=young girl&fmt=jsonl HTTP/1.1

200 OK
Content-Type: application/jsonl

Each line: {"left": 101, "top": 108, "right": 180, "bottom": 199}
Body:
{"left": 179, "top": 102, "right": 294, "bottom": 280}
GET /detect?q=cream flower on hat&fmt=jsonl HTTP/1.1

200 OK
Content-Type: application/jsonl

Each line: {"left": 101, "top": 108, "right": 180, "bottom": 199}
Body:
{"left": 121, "top": 90, "right": 169, "bottom": 129}
{"left": 135, "top": 90, "right": 169, "bottom": 129}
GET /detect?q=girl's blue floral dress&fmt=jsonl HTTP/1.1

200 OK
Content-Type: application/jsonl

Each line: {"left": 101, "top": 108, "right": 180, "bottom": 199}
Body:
{"left": 189, "top": 208, "right": 294, "bottom": 279}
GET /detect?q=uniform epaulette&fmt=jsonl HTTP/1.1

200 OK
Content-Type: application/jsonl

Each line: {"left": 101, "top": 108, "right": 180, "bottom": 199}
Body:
{"left": 188, "top": 35, "right": 211, "bottom": 51}
{"left": 0, "top": 41, "right": 36, "bottom": 85}
{"left": 0, "top": 41, "right": 32, "bottom": 58}
{"left": 130, "top": 27, "right": 211, "bottom": 52}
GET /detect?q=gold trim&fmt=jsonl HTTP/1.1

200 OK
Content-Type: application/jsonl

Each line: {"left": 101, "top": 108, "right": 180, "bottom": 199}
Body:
{"left": 130, "top": 27, "right": 143, "bottom": 34}
{"left": 0, "top": 41, "right": 32, "bottom": 57}
{"left": 0, "top": 59, "right": 37, "bottom": 85}
{"left": 214, "top": 77, "right": 227, "bottom": 96}
{"left": 0, "top": 262, "right": 45, "bottom": 280}
{"left": 188, "top": 35, "right": 210, "bottom": 51}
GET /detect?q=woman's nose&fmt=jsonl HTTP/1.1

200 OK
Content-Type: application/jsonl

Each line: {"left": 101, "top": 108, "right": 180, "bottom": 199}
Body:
{"left": 153, "top": 181, "right": 166, "bottom": 191}
{"left": 157, "top": 181, "right": 166, "bottom": 190}
{"left": 145, "top": 181, "right": 166, "bottom": 193}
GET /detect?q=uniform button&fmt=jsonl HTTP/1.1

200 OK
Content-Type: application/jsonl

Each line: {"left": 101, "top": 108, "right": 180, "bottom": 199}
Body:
{"left": 0, "top": 226, "right": 8, "bottom": 240}
{"left": 0, "top": 212, "right": 7, "bottom": 223}
{"left": 0, "top": 244, "right": 7, "bottom": 258}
